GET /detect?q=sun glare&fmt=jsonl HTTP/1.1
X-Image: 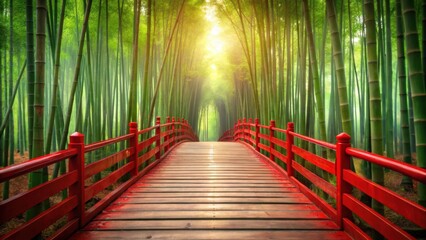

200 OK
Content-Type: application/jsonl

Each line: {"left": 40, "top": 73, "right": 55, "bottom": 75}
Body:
{"left": 211, "top": 25, "right": 221, "bottom": 36}
{"left": 204, "top": 1, "right": 225, "bottom": 56}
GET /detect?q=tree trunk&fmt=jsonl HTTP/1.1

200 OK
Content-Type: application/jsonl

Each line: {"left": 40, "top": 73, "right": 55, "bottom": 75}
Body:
{"left": 396, "top": 0, "right": 413, "bottom": 190}
{"left": 302, "top": 0, "right": 327, "bottom": 153}
{"left": 364, "top": 0, "right": 385, "bottom": 215}
{"left": 26, "top": 0, "right": 35, "bottom": 158}
{"left": 401, "top": 0, "right": 426, "bottom": 206}
{"left": 127, "top": 0, "right": 141, "bottom": 123}
{"left": 58, "top": 0, "right": 93, "bottom": 150}
{"left": 45, "top": 0, "right": 66, "bottom": 154}
{"left": 28, "top": 0, "right": 47, "bottom": 220}
{"left": 325, "top": 0, "right": 352, "bottom": 135}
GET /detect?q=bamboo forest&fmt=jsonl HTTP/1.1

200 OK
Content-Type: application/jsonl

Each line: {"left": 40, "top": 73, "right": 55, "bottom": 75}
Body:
{"left": 1, "top": 0, "right": 426, "bottom": 239}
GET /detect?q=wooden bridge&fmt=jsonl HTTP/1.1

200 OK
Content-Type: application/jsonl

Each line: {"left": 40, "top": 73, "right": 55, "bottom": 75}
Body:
{"left": 1, "top": 117, "right": 425, "bottom": 239}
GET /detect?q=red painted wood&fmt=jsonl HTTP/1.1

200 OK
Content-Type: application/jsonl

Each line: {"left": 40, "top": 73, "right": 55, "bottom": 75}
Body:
{"left": 292, "top": 145, "right": 335, "bottom": 175}
{"left": 346, "top": 147, "right": 426, "bottom": 183}
{"left": 343, "top": 194, "right": 415, "bottom": 240}
{"left": 271, "top": 126, "right": 287, "bottom": 134}
{"left": 222, "top": 119, "right": 426, "bottom": 240}
{"left": 83, "top": 176, "right": 139, "bottom": 226}
{"left": 68, "top": 132, "right": 85, "bottom": 227}
{"left": 137, "top": 135, "right": 157, "bottom": 152}
{"left": 137, "top": 147, "right": 159, "bottom": 165}
{"left": 1, "top": 196, "right": 77, "bottom": 240}
{"left": 292, "top": 161, "right": 337, "bottom": 199}
{"left": 84, "top": 148, "right": 132, "bottom": 179}
{"left": 84, "top": 133, "right": 133, "bottom": 152}
{"left": 343, "top": 219, "right": 371, "bottom": 240}
{"left": 0, "top": 171, "right": 77, "bottom": 223}
{"left": 164, "top": 117, "right": 171, "bottom": 152}
{"left": 0, "top": 117, "right": 197, "bottom": 239}
{"left": 49, "top": 219, "right": 79, "bottom": 240}
{"left": 137, "top": 125, "right": 156, "bottom": 135}
{"left": 344, "top": 170, "right": 426, "bottom": 228}
{"left": 336, "top": 133, "right": 353, "bottom": 230}
{"left": 129, "top": 122, "right": 138, "bottom": 177}
{"left": 161, "top": 137, "right": 174, "bottom": 152}
{"left": 269, "top": 120, "right": 275, "bottom": 162}
{"left": 270, "top": 148, "right": 287, "bottom": 164}
{"left": 286, "top": 122, "right": 294, "bottom": 177}
{"left": 255, "top": 118, "right": 260, "bottom": 152}
{"left": 0, "top": 149, "right": 76, "bottom": 182}
{"left": 84, "top": 162, "right": 134, "bottom": 202}
{"left": 258, "top": 133, "right": 269, "bottom": 141}
{"left": 291, "top": 176, "right": 338, "bottom": 223}
{"left": 270, "top": 136, "right": 286, "bottom": 149}
{"left": 249, "top": 130, "right": 256, "bottom": 137}
{"left": 290, "top": 131, "right": 337, "bottom": 150}
{"left": 71, "top": 142, "right": 350, "bottom": 239}
{"left": 258, "top": 142, "right": 269, "bottom": 152}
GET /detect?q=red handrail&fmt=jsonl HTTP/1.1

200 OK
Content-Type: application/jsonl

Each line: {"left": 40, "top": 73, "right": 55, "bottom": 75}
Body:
{"left": 220, "top": 118, "right": 426, "bottom": 240}
{"left": 0, "top": 117, "right": 197, "bottom": 240}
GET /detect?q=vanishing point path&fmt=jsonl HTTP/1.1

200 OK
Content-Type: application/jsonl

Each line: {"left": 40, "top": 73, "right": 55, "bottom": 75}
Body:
{"left": 71, "top": 142, "right": 350, "bottom": 239}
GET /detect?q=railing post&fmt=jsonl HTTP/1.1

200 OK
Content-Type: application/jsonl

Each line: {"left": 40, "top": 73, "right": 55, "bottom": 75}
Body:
{"left": 177, "top": 118, "right": 181, "bottom": 141}
{"left": 182, "top": 118, "right": 186, "bottom": 140}
{"left": 232, "top": 123, "right": 238, "bottom": 141}
{"left": 155, "top": 117, "right": 161, "bottom": 160}
{"left": 255, "top": 118, "right": 260, "bottom": 152}
{"left": 165, "top": 117, "right": 170, "bottom": 152}
{"left": 286, "top": 122, "right": 294, "bottom": 177}
{"left": 129, "top": 122, "right": 138, "bottom": 176}
{"left": 237, "top": 120, "right": 241, "bottom": 140}
{"left": 336, "top": 132, "right": 352, "bottom": 229}
{"left": 269, "top": 120, "right": 275, "bottom": 162}
{"left": 172, "top": 117, "right": 176, "bottom": 147}
{"left": 248, "top": 118, "right": 253, "bottom": 146}
{"left": 68, "top": 132, "right": 85, "bottom": 227}
{"left": 243, "top": 118, "right": 247, "bottom": 143}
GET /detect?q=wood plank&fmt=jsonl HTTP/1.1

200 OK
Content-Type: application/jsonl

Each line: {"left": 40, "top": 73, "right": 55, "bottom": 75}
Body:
{"left": 143, "top": 176, "right": 282, "bottom": 180}
{"left": 104, "top": 203, "right": 320, "bottom": 212}
{"left": 71, "top": 230, "right": 351, "bottom": 240}
{"left": 84, "top": 219, "right": 340, "bottom": 230}
{"left": 120, "top": 192, "right": 305, "bottom": 198}
{"left": 131, "top": 183, "right": 294, "bottom": 188}
{"left": 114, "top": 197, "right": 312, "bottom": 204}
{"left": 128, "top": 187, "right": 299, "bottom": 193}
{"left": 94, "top": 210, "right": 329, "bottom": 220}
{"left": 138, "top": 179, "right": 291, "bottom": 184}
{"left": 70, "top": 142, "right": 350, "bottom": 240}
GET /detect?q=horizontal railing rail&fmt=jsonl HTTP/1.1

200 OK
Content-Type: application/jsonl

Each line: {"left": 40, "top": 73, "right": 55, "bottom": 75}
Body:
{"left": 0, "top": 117, "right": 197, "bottom": 240}
{"left": 220, "top": 118, "right": 426, "bottom": 240}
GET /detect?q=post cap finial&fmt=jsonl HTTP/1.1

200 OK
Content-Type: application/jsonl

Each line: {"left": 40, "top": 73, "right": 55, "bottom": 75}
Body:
{"left": 255, "top": 118, "right": 259, "bottom": 124}
{"left": 270, "top": 120, "right": 276, "bottom": 127}
{"left": 336, "top": 132, "right": 351, "bottom": 143}
{"left": 156, "top": 116, "right": 161, "bottom": 124}
{"left": 70, "top": 132, "right": 84, "bottom": 143}
{"left": 129, "top": 122, "right": 138, "bottom": 128}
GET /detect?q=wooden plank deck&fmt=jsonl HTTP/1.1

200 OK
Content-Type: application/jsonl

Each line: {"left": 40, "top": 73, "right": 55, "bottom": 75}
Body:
{"left": 70, "top": 142, "right": 351, "bottom": 239}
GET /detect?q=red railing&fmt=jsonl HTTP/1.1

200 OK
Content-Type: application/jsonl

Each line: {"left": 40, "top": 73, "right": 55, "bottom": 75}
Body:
{"left": 220, "top": 119, "right": 426, "bottom": 240}
{"left": 0, "top": 117, "right": 197, "bottom": 240}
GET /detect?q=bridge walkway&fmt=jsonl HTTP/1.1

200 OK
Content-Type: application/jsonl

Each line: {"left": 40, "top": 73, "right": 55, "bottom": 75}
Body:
{"left": 71, "top": 142, "right": 351, "bottom": 239}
